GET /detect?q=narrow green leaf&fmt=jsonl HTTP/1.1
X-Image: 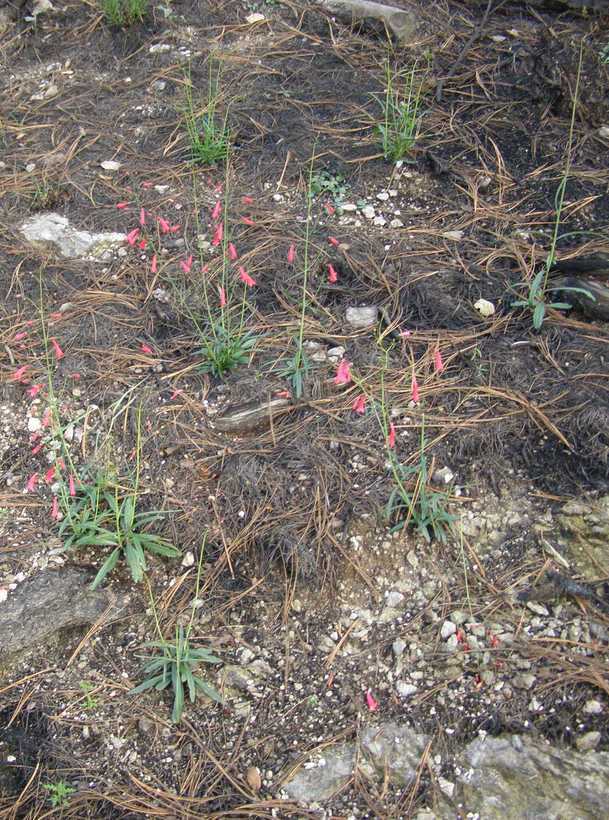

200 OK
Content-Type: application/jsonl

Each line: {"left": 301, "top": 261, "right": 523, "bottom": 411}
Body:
{"left": 90, "top": 547, "right": 121, "bottom": 589}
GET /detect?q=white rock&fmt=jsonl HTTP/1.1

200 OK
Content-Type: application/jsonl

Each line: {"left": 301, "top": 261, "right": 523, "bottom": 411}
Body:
{"left": 341, "top": 203, "right": 357, "bottom": 211}
{"left": 0, "top": 588, "right": 8, "bottom": 603}
{"left": 441, "top": 230, "right": 464, "bottom": 241}
{"left": 154, "top": 185, "right": 170, "bottom": 193}
{"left": 389, "top": 218, "right": 404, "bottom": 228}
{"left": 28, "top": 416, "right": 42, "bottom": 433}
{"left": 439, "top": 777, "right": 455, "bottom": 798}
{"left": 149, "top": 43, "right": 171, "bottom": 54}
{"left": 396, "top": 682, "right": 418, "bottom": 698}
{"left": 584, "top": 699, "right": 603, "bottom": 715}
{"left": 526, "top": 601, "right": 549, "bottom": 617}
{"left": 474, "top": 298, "right": 495, "bottom": 317}
{"left": 393, "top": 638, "right": 407, "bottom": 656}
{"left": 362, "top": 205, "right": 375, "bottom": 219}
{"left": 433, "top": 466, "right": 454, "bottom": 485}
{"left": 598, "top": 126, "right": 609, "bottom": 140}
{"left": 100, "top": 160, "right": 122, "bottom": 171}
{"left": 327, "top": 346, "right": 345, "bottom": 364}
{"left": 386, "top": 590, "right": 405, "bottom": 608}
{"left": 20, "top": 213, "right": 124, "bottom": 260}
{"left": 376, "top": 191, "right": 389, "bottom": 201}
{"left": 181, "top": 551, "right": 195, "bottom": 567}
{"left": 345, "top": 306, "right": 378, "bottom": 329}
{"left": 32, "top": 0, "right": 53, "bottom": 17}
{"left": 490, "top": 35, "right": 507, "bottom": 42}
{"left": 576, "top": 731, "right": 600, "bottom": 751}
{"left": 373, "top": 216, "right": 386, "bottom": 227}
{"left": 441, "top": 621, "right": 456, "bottom": 640}
{"left": 25, "top": 163, "right": 36, "bottom": 173}
{"left": 246, "top": 12, "right": 266, "bottom": 23}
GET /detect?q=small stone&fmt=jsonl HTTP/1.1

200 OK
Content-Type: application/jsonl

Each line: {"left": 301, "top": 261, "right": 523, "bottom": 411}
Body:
{"left": 445, "top": 634, "right": 459, "bottom": 652}
{"left": 376, "top": 191, "right": 390, "bottom": 201}
{"left": 152, "top": 80, "right": 167, "bottom": 92}
{"left": 246, "top": 11, "right": 266, "bottom": 23}
{"left": 43, "top": 84, "right": 58, "bottom": 98}
{"left": 389, "top": 218, "right": 404, "bottom": 228}
{"left": 138, "top": 717, "right": 154, "bottom": 734}
{"left": 478, "top": 175, "right": 492, "bottom": 190}
{"left": 28, "top": 416, "right": 42, "bottom": 433}
{"left": 598, "top": 126, "right": 609, "bottom": 139}
{"left": 393, "top": 638, "right": 406, "bottom": 657}
{"left": 441, "top": 230, "right": 464, "bottom": 241}
{"left": 526, "top": 601, "right": 549, "bottom": 617}
{"left": 341, "top": 203, "right": 357, "bottom": 211}
{"left": 513, "top": 673, "right": 536, "bottom": 690}
{"left": 490, "top": 35, "right": 507, "bottom": 42}
{"left": 576, "top": 731, "right": 600, "bottom": 751}
{"left": 441, "top": 621, "right": 457, "bottom": 640}
{"left": 154, "top": 185, "right": 170, "bottom": 193}
{"left": 396, "top": 682, "right": 418, "bottom": 698}
{"left": 373, "top": 216, "right": 387, "bottom": 227}
{"left": 433, "top": 466, "right": 454, "bottom": 485}
{"left": 0, "top": 588, "right": 8, "bottom": 603}
{"left": 386, "top": 591, "right": 405, "bottom": 608}
{"left": 438, "top": 777, "right": 455, "bottom": 798}
{"left": 450, "top": 610, "right": 467, "bottom": 626}
{"left": 100, "top": 160, "right": 121, "bottom": 171}
{"left": 181, "top": 551, "right": 195, "bottom": 567}
{"left": 327, "top": 346, "right": 345, "bottom": 364}
{"left": 474, "top": 298, "right": 495, "bottom": 317}
{"left": 25, "top": 163, "right": 36, "bottom": 173}
{"left": 149, "top": 43, "right": 172, "bottom": 54}
{"left": 345, "top": 306, "right": 378, "bottom": 329}
{"left": 362, "top": 205, "right": 375, "bottom": 219}
{"left": 584, "top": 699, "right": 603, "bottom": 715}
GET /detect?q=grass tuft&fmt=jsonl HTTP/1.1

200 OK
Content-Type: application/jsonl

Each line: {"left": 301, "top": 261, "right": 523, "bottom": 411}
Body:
{"left": 101, "top": 0, "right": 148, "bottom": 27}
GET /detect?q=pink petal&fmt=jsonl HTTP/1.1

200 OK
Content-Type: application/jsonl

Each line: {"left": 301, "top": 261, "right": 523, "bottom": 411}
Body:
{"left": 11, "top": 365, "right": 29, "bottom": 382}
{"left": 352, "top": 394, "right": 366, "bottom": 415}
{"left": 140, "top": 343, "right": 153, "bottom": 354}
{"left": 138, "top": 239, "right": 147, "bottom": 250}
{"left": 42, "top": 408, "right": 52, "bottom": 428}
{"left": 241, "top": 216, "right": 255, "bottom": 226}
{"left": 365, "top": 690, "right": 379, "bottom": 711}
{"left": 69, "top": 474, "right": 76, "bottom": 497}
{"left": 157, "top": 216, "right": 170, "bottom": 233}
{"left": 169, "top": 224, "right": 181, "bottom": 233}
{"left": 26, "top": 473, "right": 39, "bottom": 492}
{"left": 51, "top": 496, "right": 60, "bottom": 520}
{"left": 287, "top": 243, "right": 296, "bottom": 264}
{"left": 151, "top": 254, "right": 158, "bottom": 274}
{"left": 50, "top": 338, "right": 64, "bottom": 360}
{"left": 45, "top": 465, "right": 56, "bottom": 483}
{"left": 139, "top": 208, "right": 146, "bottom": 226}
{"left": 334, "top": 359, "right": 351, "bottom": 385}
{"left": 28, "top": 383, "right": 43, "bottom": 398}
{"left": 211, "top": 223, "right": 223, "bottom": 246}
{"left": 400, "top": 329, "right": 412, "bottom": 338}
{"left": 126, "top": 228, "right": 140, "bottom": 245}
{"left": 327, "top": 236, "right": 339, "bottom": 247}
{"left": 238, "top": 266, "right": 256, "bottom": 287}
{"left": 228, "top": 242, "right": 238, "bottom": 261}
{"left": 411, "top": 374, "right": 420, "bottom": 403}
{"left": 31, "top": 442, "right": 43, "bottom": 455}
{"left": 141, "top": 181, "right": 153, "bottom": 189}
{"left": 241, "top": 195, "right": 254, "bottom": 205}
{"left": 324, "top": 202, "right": 335, "bottom": 215}
{"left": 180, "top": 255, "right": 193, "bottom": 274}
{"left": 211, "top": 201, "right": 222, "bottom": 221}
{"left": 218, "top": 286, "right": 227, "bottom": 307}
{"left": 327, "top": 264, "right": 338, "bottom": 284}
{"left": 388, "top": 422, "right": 396, "bottom": 449}
{"left": 13, "top": 332, "right": 28, "bottom": 341}
{"left": 434, "top": 347, "right": 444, "bottom": 373}
{"left": 116, "top": 202, "right": 130, "bottom": 210}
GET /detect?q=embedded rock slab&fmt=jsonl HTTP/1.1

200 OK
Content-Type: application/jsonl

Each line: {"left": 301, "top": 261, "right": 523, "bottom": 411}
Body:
{"left": 0, "top": 568, "right": 127, "bottom": 668}
{"left": 558, "top": 495, "right": 609, "bottom": 578}
{"left": 282, "top": 722, "right": 429, "bottom": 804}
{"left": 456, "top": 734, "right": 609, "bottom": 820}
{"left": 20, "top": 212, "right": 125, "bottom": 260}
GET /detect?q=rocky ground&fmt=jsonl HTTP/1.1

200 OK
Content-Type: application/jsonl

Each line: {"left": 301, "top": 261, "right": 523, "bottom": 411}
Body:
{"left": 1, "top": 0, "right": 609, "bottom": 818}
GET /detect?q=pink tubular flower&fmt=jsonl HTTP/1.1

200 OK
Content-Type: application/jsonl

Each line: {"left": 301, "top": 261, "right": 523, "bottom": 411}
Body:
{"left": 138, "top": 239, "right": 147, "bottom": 250}
{"left": 211, "top": 223, "right": 223, "bottom": 246}
{"left": 218, "top": 286, "right": 227, "bottom": 307}
{"left": 69, "top": 474, "right": 76, "bottom": 497}
{"left": 352, "top": 394, "right": 366, "bottom": 415}
{"left": 51, "top": 496, "right": 60, "bottom": 520}
{"left": 327, "top": 235, "right": 340, "bottom": 247}
{"left": 287, "top": 243, "right": 296, "bottom": 264}
{"left": 211, "top": 201, "right": 222, "bottom": 221}
{"left": 400, "top": 329, "right": 412, "bottom": 338}
{"left": 411, "top": 373, "right": 420, "bottom": 403}
{"left": 434, "top": 346, "right": 444, "bottom": 373}
{"left": 241, "top": 216, "right": 255, "bottom": 226}
{"left": 388, "top": 422, "right": 396, "bottom": 449}
{"left": 26, "top": 473, "right": 38, "bottom": 492}
{"left": 241, "top": 195, "right": 254, "bottom": 205}
{"left": 325, "top": 202, "right": 336, "bottom": 216}
{"left": 13, "top": 331, "right": 28, "bottom": 341}
{"left": 140, "top": 343, "right": 153, "bottom": 354}
{"left": 28, "top": 383, "right": 43, "bottom": 398}
{"left": 126, "top": 228, "right": 140, "bottom": 246}
{"left": 327, "top": 264, "right": 338, "bottom": 284}
{"left": 365, "top": 690, "right": 379, "bottom": 712}
{"left": 228, "top": 242, "right": 238, "bottom": 261}
{"left": 151, "top": 254, "right": 158, "bottom": 274}
{"left": 31, "top": 442, "right": 43, "bottom": 455}
{"left": 334, "top": 359, "right": 351, "bottom": 385}
{"left": 11, "top": 365, "right": 29, "bottom": 382}
{"left": 42, "top": 407, "right": 52, "bottom": 428}
{"left": 180, "top": 255, "right": 193, "bottom": 274}
{"left": 238, "top": 266, "right": 256, "bottom": 287}
{"left": 169, "top": 224, "right": 181, "bottom": 233}
{"left": 139, "top": 207, "right": 146, "bottom": 227}
{"left": 45, "top": 465, "right": 56, "bottom": 483}
{"left": 116, "top": 201, "right": 130, "bottom": 210}
{"left": 50, "top": 338, "right": 64, "bottom": 360}
{"left": 157, "top": 216, "right": 170, "bottom": 233}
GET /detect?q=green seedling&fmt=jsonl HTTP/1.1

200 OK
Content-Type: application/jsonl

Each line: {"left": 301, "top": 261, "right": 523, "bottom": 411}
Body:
{"left": 183, "top": 65, "right": 230, "bottom": 166}
{"left": 101, "top": 0, "right": 148, "bottom": 26}
{"left": 197, "top": 325, "right": 257, "bottom": 377}
{"left": 131, "top": 625, "right": 222, "bottom": 723}
{"left": 79, "top": 681, "right": 99, "bottom": 710}
{"left": 310, "top": 170, "right": 349, "bottom": 207}
{"left": 373, "top": 60, "right": 425, "bottom": 161}
{"left": 43, "top": 781, "right": 76, "bottom": 808}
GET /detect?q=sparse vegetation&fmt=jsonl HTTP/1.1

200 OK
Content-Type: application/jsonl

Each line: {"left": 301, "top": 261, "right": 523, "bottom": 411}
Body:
{"left": 101, "top": 0, "right": 148, "bottom": 27}
{"left": 183, "top": 65, "right": 230, "bottom": 166}
{"left": 373, "top": 59, "right": 425, "bottom": 161}
{"left": 43, "top": 781, "right": 76, "bottom": 808}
